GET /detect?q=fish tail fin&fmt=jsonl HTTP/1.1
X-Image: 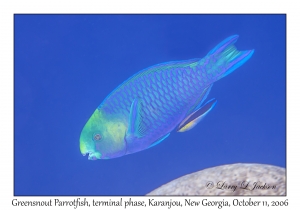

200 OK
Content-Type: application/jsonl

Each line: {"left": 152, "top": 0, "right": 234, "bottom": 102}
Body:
{"left": 207, "top": 35, "right": 254, "bottom": 80}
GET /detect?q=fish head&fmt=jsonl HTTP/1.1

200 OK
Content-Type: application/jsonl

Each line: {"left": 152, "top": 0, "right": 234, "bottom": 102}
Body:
{"left": 80, "top": 109, "right": 127, "bottom": 160}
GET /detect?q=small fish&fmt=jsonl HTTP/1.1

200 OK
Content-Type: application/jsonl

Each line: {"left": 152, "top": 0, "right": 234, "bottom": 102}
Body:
{"left": 80, "top": 35, "right": 254, "bottom": 160}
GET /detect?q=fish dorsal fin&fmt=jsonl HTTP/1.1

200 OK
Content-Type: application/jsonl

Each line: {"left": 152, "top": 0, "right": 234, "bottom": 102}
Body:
{"left": 125, "top": 98, "right": 148, "bottom": 144}
{"left": 177, "top": 98, "right": 217, "bottom": 132}
{"left": 102, "top": 58, "right": 201, "bottom": 105}
{"left": 145, "top": 58, "right": 200, "bottom": 73}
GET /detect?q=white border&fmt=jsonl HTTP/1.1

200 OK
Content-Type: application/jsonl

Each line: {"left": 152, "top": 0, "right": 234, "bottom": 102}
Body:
{"left": 1, "top": 0, "right": 297, "bottom": 209}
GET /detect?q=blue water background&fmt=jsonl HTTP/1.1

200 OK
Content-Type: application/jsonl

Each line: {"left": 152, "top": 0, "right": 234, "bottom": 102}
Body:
{"left": 14, "top": 15, "right": 286, "bottom": 195}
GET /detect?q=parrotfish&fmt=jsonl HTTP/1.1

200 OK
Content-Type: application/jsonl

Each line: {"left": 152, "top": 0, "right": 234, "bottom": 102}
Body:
{"left": 80, "top": 35, "right": 254, "bottom": 160}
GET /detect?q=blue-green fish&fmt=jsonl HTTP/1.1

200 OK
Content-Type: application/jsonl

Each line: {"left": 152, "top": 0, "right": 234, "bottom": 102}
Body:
{"left": 80, "top": 35, "right": 254, "bottom": 160}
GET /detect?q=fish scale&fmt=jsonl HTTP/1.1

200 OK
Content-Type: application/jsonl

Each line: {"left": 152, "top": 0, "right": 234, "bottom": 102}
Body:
{"left": 80, "top": 35, "right": 254, "bottom": 159}
{"left": 112, "top": 67, "right": 199, "bottom": 129}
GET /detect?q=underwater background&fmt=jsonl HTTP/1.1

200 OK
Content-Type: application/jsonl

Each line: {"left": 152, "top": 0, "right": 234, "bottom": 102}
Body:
{"left": 14, "top": 14, "right": 286, "bottom": 196}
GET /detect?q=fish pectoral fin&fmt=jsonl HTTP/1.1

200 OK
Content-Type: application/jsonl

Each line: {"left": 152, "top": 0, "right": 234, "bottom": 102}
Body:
{"left": 147, "top": 133, "right": 170, "bottom": 149}
{"left": 177, "top": 98, "right": 217, "bottom": 132}
{"left": 125, "top": 98, "right": 147, "bottom": 142}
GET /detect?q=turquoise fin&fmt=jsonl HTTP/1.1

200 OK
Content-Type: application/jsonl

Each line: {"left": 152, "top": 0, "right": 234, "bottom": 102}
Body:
{"left": 194, "top": 84, "right": 213, "bottom": 111}
{"left": 207, "top": 35, "right": 254, "bottom": 80}
{"left": 125, "top": 98, "right": 146, "bottom": 141}
{"left": 186, "top": 84, "right": 213, "bottom": 117}
{"left": 177, "top": 98, "right": 217, "bottom": 132}
{"left": 147, "top": 133, "right": 170, "bottom": 149}
{"left": 207, "top": 35, "right": 240, "bottom": 56}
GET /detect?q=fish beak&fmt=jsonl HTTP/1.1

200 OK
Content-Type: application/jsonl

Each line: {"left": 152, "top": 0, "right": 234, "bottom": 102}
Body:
{"left": 79, "top": 141, "right": 102, "bottom": 159}
{"left": 87, "top": 151, "right": 102, "bottom": 160}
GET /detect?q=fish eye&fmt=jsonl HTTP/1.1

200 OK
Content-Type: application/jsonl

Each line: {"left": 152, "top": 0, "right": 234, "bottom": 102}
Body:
{"left": 93, "top": 133, "right": 101, "bottom": 141}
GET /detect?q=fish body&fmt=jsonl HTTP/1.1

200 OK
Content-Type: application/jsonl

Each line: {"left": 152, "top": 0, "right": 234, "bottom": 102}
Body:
{"left": 80, "top": 35, "right": 254, "bottom": 160}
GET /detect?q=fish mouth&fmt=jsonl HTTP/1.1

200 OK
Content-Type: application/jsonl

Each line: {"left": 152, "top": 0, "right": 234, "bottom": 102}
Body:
{"left": 81, "top": 151, "right": 102, "bottom": 160}
{"left": 80, "top": 139, "right": 101, "bottom": 160}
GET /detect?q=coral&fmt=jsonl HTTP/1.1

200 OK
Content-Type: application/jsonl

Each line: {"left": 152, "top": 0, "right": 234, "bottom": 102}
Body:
{"left": 147, "top": 163, "right": 285, "bottom": 195}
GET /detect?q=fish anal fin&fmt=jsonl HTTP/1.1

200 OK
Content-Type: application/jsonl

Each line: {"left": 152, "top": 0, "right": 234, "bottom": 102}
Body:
{"left": 147, "top": 133, "right": 170, "bottom": 149}
{"left": 194, "top": 84, "right": 213, "bottom": 110}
